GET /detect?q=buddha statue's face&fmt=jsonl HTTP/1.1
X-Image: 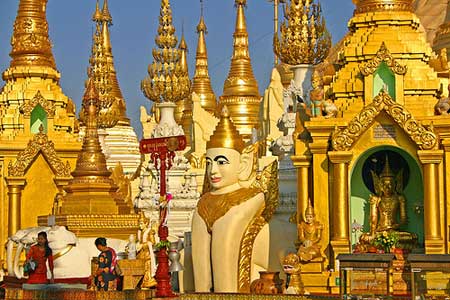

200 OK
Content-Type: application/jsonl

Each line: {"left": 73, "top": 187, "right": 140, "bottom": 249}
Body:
{"left": 206, "top": 147, "right": 241, "bottom": 192}
{"left": 305, "top": 213, "right": 314, "bottom": 224}
{"left": 381, "top": 177, "right": 394, "bottom": 196}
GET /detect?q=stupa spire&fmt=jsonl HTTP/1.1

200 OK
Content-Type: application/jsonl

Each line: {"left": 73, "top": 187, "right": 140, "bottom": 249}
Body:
{"left": 9, "top": 0, "right": 56, "bottom": 69}
{"left": 274, "top": 0, "right": 331, "bottom": 65}
{"left": 81, "top": 0, "right": 128, "bottom": 127}
{"left": 353, "top": 0, "right": 413, "bottom": 14}
{"left": 219, "top": 0, "right": 261, "bottom": 140}
{"left": 141, "top": 0, "right": 190, "bottom": 103}
{"left": 191, "top": 0, "right": 217, "bottom": 114}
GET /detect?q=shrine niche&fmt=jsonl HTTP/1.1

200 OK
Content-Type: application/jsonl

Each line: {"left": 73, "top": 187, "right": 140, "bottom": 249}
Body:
{"left": 6, "top": 129, "right": 72, "bottom": 236}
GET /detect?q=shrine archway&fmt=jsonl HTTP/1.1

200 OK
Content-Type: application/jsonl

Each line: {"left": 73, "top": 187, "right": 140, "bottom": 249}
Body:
{"left": 349, "top": 145, "right": 424, "bottom": 249}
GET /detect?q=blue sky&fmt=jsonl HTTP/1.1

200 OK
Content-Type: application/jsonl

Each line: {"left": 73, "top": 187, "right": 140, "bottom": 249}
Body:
{"left": 0, "top": 0, "right": 355, "bottom": 137}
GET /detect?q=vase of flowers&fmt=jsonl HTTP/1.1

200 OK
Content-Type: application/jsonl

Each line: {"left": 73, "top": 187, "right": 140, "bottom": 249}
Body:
{"left": 373, "top": 231, "right": 399, "bottom": 253}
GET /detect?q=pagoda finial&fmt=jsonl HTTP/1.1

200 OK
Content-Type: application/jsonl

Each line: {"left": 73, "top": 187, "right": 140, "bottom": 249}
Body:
{"left": 141, "top": 0, "right": 191, "bottom": 103}
{"left": 9, "top": 0, "right": 56, "bottom": 69}
{"left": 274, "top": 0, "right": 331, "bottom": 65}
{"left": 80, "top": 1, "right": 129, "bottom": 128}
{"left": 102, "top": 0, "right": 113, "bottom": 24}
{"left": 192, "top": 0, "right": 216, "bottom": 114}
{"left": 219, "top": 0, "right": 260, "bottom": 140}
{"left": 93, "top": 0, "right": 103, "bottom": 22}
{"left": 354, "top": 0, "right": 413, "bottom": 14}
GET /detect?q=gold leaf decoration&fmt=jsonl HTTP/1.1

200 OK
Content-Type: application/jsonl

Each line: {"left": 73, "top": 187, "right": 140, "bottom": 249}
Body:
{"left": 359, "top": 42, "right": 407, "bottom": 76}
{"left": 332, "top": 91, "right": 437, "bottom": 151}
{"left": 20, "top": 91, "right": 55, "bottom": 117}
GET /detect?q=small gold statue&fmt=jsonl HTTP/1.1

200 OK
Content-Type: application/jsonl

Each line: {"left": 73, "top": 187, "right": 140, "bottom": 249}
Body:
{"left": 136, "top": 212, "right": 157, "bottom": 289}
{"left": 360, "top": 155, "right": 417, "bottom": 248}
{"left": 296, "top": 200, "right": 323, "bottom": 262}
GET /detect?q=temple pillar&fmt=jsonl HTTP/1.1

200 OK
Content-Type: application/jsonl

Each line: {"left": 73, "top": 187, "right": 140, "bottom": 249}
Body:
{"left": 328, "top": 151, "right": 353, "bottom": 259}
{"left": 291, "top": 154, "right": 311, "bottom": 223}
{"left": 5, "top": 177, "right": 26, "bottom": 236}
{"left": 418, "top": 150, "right": 445, "bottom": 254}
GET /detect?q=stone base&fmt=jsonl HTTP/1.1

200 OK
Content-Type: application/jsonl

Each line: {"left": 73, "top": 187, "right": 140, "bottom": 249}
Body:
{"left": 5, "top": 288, "right": 153, "bottom": 300}
{"left": 37, "top": 214, "right": 139, "bottom": 240}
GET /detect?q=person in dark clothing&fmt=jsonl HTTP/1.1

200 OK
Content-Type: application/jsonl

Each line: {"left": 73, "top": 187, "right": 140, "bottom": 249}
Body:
{"left": 94, "top": 237, "right": 117, "bottom": 291}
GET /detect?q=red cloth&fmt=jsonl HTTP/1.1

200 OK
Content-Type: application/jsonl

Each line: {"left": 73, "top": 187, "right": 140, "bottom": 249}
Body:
{"left": 26, "top": 245, "right": 53, "bottom": 284}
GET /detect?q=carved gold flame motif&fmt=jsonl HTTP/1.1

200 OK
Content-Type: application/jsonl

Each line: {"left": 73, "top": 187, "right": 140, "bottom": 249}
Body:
{"left": 274, "top": 0, "right": 331, "bottom": 65}
{"left": 141, "top": 0, "right": 191, "bottom": 103}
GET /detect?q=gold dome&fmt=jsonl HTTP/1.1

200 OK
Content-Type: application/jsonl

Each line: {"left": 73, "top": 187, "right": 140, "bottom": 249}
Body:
{"left": 354, "top": 0, "right": 413, "bottom": 14}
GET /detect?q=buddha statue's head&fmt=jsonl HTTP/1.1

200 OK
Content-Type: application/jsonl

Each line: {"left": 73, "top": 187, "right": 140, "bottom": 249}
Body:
{"left": 379, "top": 156, "right": 395, "bottom": 196}
{"left": 205, "top": 107, "right": 253, "bottom": 194}
{"left": 304, "top": 199, "right": 315, "bottom": 224}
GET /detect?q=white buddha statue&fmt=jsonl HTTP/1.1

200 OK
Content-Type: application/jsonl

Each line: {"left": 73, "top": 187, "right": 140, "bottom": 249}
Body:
{"left": 191, "top": 107, "right": 277, "bottom": 293}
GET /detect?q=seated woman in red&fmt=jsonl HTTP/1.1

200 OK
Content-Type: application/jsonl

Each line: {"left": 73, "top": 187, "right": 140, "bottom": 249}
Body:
{"left": 26, "top": 231, "right": 54, "bottom": 284}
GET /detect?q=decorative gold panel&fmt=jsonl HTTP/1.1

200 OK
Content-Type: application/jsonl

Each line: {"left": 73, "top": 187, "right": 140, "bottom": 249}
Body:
{"left": 359, "top": 42, "right": 407, "bottom": 76}
{"left": 332, "top": 91, "right": 437, "bottom": 151}
{"left": 20, "top": 90, "right": 55, "bottom": 117}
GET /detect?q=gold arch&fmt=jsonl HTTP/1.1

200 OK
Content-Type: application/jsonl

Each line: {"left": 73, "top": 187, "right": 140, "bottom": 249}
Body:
{"left": 359, "top": 42, "right": 407, "bottom": 76}
{"left": 332, "top": 91, "right": 437, "bottom": 151}
{"left": 8, "top": 130, "right": 71, "bottom": 177}
{"left": 20, "top": 90, "right": 56, "bottom": 117}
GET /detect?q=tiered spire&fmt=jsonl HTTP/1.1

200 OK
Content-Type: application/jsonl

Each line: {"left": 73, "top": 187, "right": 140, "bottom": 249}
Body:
{"left": 219, "top": 0, "right": 261, "bottom": 140}
{"left": 191, "top": 0, "right": 217, "bottom": 115}
{"left": 353, "top": 0, "right": 413, "bottom": 14}
{"left": 9, "top": 0, "right": 56, "bottom": 69}
{"left": 175, "top": 30, "right": 190, "bottom": 124}
{"left": 61, "top": 75, "right": 128, "bottom": 215}
{"left": 274, "top": 0, "right": 331, "bottom": 65}
{"left": 141, "top": 0, "right": 191, "bottom": 103}
{"left": 81, "top": 0, "right": 128, "bottom": 127}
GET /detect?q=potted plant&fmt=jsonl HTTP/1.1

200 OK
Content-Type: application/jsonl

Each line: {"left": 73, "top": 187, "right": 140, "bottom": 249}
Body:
{"left": 373, "top": 231, "right": 399, "bottom": 253}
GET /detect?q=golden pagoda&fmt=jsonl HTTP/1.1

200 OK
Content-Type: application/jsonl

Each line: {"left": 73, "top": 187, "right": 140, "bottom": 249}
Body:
{"left": 175, "top": 31, "right": 191, "bottom": 122}
{"left": 43, "top": 75, "right": 138, "bottom": 239}
{"left": 81, "top": 0, "right": 140, "bottom": 176}
{"left": 191, "top": 2, "right": 217, "bottom": 115}
{"left": 0, "top": 0, "right": 80, "bottom": 264}
{"left": 219, "top": 0, "right": 261, "bottom": 140}
{"left": 289, "top": 0, "right": 450, "bottom": 293}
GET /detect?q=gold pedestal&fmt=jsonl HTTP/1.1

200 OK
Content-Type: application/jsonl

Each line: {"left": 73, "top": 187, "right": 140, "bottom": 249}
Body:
{"left": 37, "top": 214, "right": 139, "bottom": 240}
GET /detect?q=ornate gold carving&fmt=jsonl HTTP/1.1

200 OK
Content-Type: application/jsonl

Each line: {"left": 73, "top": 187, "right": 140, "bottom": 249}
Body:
{"left": 332, "top": 91, "right": 437, "bottom": 151}
{"left": 141, "top": 0, "right": 190, "bottom": 103}
{"left": 354, "top": 0, "right": 414, "bottom": 14}
{"left": 207, "top": 107, "right": 245, "bottom": 153}
{"left": 10, "top": 0, "right": 56, "bottom": 68}
{"left": 20, "top": 90, "right": 55, "bottom": 117}
{"left": 360, "top": 42, "right": 407, "bottom": 76}
{"left": 7, "top": 130, "right": 71, "bottom": 177}
{"left": 197, "top": 188, "right": 260, "bottom": 233}
{"left": 273, "top": 0, "right": 331, "bottom": 65}
{"left": 238, "top": 160, "right": 279, "bottom": 293}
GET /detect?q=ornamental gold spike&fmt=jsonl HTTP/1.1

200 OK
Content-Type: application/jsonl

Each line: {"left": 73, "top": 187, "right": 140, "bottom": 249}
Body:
{"left": 274, "top": 0, "right": 331, "bottom": 65}
{"left": 219, "top": 0, "right": 261, "bottom": 140}
{"left": 141, "top": 0, "right": 191, "bottom": 103}
{"left": 353, "top": 0, "right": 413, "bottom": 14}
{"left": 192, "top": 0, "right": 217, "bottom": 115}
{"left": 9, "top": 0, "right": 56, "bottom": 69}
{"left": 80, "top": 0, "right": 127, "bottom": 128}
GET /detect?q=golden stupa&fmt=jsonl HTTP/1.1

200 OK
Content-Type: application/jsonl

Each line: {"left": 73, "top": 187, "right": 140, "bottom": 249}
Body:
{"left": 284, "top": 0, "right": 450, "bottom": 293}
{"left": 80, "top": 0, "right": 141, "bottom": 176}
{"left": 219, "top": 0, "right": 261, "bottom": 140}
{"left": 42, "top": 75, "right": 138, "bottom": 239}
{"left": 0, "top": 0, "right": 81, "bottom": 264}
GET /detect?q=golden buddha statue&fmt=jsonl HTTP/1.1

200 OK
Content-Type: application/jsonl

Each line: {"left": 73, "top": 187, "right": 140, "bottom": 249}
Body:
{"left": 191, "top": 107, "right": 278, "bottom": 293}
{"left": 296, "top": 200, "right": 324, "bottom": 262}
{"left": 360, "top": 156, "right": 417, "bottom": 249}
